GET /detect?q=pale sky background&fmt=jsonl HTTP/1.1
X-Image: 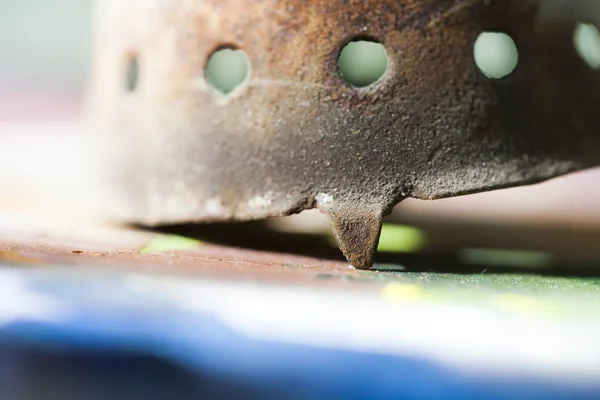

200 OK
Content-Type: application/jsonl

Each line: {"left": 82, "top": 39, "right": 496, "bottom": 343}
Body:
{"left": 0, "top": 0, "right": 91, "bottom": 92}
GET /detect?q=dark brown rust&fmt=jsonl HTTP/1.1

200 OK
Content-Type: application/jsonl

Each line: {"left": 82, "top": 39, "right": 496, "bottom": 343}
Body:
{"left": 91, "top": 0, "right": 600, "bottom": 269}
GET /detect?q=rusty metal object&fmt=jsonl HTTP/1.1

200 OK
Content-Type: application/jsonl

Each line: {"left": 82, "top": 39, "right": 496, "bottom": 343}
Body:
{"left": 90, "top": 0, "right": 600, "bottom": 269}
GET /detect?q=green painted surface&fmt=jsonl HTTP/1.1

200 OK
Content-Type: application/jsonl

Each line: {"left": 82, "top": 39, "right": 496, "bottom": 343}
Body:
{"left": 140, "top": 235, "right": 201, "bottom": 254}
{"left": 361, "top": 270, "right": 600, "bottom": 320}
{"left": 377, "top": 224, "right": 428, "bottom": 253}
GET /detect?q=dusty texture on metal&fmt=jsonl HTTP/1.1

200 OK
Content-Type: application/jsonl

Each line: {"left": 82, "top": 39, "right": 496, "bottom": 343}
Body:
{"left": 325, "top": 204, "right": 384, "bottom": 269}
{"left": 91, "top": 0, "right": 600, "bottom": 269}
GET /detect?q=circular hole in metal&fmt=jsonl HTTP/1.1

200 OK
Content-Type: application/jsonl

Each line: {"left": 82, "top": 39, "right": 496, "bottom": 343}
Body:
{"left": 205, "top": 47, "right": 251, "bottom": 95}
{"left": 474, "top": 32, "right": 519, "bottom": 79}
{"left": 338, "top": 40, "right": 388, "bottom": 88}
{"left": 574, "top": 23, "right": 600, "bottom": 70}
{"left": 125, "top": 55, "right": 140, "bottom": 92}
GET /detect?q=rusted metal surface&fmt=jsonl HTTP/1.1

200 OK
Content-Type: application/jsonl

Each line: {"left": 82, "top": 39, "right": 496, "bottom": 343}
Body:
{"left": 91, "top": 0, "right": 600, "bottom": 269}
{"left": 4, "top": 209, "right": 600, "bottom": 284}
{"left": 0, "top": 224, "right": 368, "bottom": 289}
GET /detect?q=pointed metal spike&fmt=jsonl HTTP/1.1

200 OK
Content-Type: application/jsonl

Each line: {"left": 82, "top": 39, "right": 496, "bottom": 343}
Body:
{"left": 325, "top": 206, "right": 383, "bottom": 270}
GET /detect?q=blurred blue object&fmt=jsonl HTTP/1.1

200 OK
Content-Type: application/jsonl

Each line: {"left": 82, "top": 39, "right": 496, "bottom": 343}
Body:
{"left": 0, "top": 265, "right": 599, "bottom": 400}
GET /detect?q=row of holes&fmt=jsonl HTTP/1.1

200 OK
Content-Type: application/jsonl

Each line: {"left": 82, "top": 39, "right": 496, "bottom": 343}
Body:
{"left": 126, "top": 24, "right": 600, "bottom": 95}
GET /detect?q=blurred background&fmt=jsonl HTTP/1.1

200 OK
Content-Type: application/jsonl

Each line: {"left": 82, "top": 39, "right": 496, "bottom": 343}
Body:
{"left": 0, "top": 0, "right": 90, "bottom": 120}
{"left": 0, "top": 0, "right": 98, "bottom": 226}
